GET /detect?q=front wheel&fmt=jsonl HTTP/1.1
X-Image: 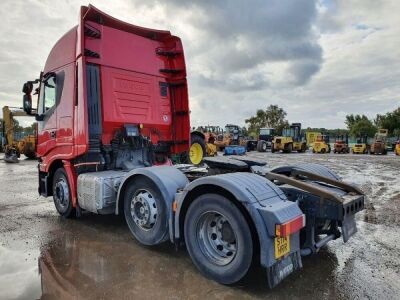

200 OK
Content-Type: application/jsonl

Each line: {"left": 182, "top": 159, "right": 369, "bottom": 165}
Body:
{"left": 53, "top": 168, "right": 75, "bottom": 218}
{"left": 184, "top": 194, "right": 253, "bottom": 285}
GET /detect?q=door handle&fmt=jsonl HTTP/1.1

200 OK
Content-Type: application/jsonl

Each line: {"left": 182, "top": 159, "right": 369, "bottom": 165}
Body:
{"left": 50, "top": 131, "right": 56, "bottom": 139}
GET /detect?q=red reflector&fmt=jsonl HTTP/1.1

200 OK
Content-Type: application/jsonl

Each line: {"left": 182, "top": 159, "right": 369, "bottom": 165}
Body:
{"left": 275, "top": 214, "right": 306, "bottom": 237}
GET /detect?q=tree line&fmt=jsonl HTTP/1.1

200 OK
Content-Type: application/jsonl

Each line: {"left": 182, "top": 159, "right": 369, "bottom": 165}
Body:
{"left": 245, "top": 105, "right": 400, "bottom": 138}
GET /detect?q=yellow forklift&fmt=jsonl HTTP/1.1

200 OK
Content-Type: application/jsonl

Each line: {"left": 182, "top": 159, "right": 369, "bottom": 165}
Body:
{"left": 312, "top": 134, "right": 331, "bottom": 154}
{"left": 352, "top": 134, "right": 368, "bottom": 154}
{"left": 271, "top": 123, "right": 307, "bottom": 153}
{"left": 1, "top": 106, "right": 36, "bottom": 163}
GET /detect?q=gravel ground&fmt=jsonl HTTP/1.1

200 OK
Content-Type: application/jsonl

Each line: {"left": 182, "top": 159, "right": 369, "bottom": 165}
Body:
{"left": 0, "top": 152, "right": 399, "bottom": 300}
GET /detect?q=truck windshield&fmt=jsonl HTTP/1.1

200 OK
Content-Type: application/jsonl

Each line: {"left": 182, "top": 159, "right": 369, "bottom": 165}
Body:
{"left": 260, "top": 128, "right": 273, "bottom": 135}
{"left": 225, "top": 126, "right": 238, "bottom": 134}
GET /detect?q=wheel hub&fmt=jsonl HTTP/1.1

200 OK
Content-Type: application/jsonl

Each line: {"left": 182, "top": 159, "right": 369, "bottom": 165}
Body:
{"left": 189, "top": 143, "right": 203, "bottom": 165}
{"left": 131, "top": 190, "right": 158, "bottom": 230}
{"left": 55, "top": 179, "right": 69, "bottom": 208}
{"left": 197, "top": 211, "right": 237, "bottom": 266}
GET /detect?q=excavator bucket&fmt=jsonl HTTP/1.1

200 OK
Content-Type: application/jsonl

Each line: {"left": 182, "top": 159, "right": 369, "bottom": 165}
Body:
{"left": 4, "top": 153, "right": 19, "bottom": 163}
{"left": 3, "top": 147, "right": 19, "bottom": 163}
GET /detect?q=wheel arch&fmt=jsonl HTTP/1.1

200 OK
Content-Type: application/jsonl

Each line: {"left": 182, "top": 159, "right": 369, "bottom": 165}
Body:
{"left": 41, "top": 159, "right": 64, "bottom": 197}
{"left": 116, "top": 166, "right": 189, "bottom": 216}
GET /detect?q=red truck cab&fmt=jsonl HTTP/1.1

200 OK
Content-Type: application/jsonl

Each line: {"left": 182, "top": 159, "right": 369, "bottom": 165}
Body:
{"left": 23, "top": 5, "right": 189, "bottom": 203}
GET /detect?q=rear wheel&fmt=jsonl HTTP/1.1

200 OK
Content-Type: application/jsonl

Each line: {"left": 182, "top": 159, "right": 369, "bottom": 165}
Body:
{"left": 257, "top": 140, "right": 267, "bottom": 152}
{"left": 321, "top": 148, "right": 326, "bottom": 154}
{"left": 184, "top": 194, "right": 253, "bottom": 285}
{"left": 189, "top": 134, "right": 206, "bottom": 165}
{"left": 53, "top": 168, "right": 75, "bottom": 218}
{"left": 285, "top": 143, "right": 293, "bottom": 153}
{"left": 124, "top": 177, "right": 168, "bottom": 245}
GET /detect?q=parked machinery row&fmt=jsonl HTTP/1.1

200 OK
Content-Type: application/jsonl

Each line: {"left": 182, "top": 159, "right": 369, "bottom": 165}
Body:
{"left": 188, "top": 124, "right": 398, "bottom": 161}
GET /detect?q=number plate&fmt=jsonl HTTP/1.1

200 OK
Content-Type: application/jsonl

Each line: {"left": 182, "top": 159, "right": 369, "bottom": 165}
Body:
{"left": 274, "top": 236, "right": 290, "bottom": 259}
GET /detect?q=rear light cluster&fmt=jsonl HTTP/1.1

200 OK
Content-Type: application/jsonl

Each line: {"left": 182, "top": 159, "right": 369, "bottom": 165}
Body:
{"left": 275, "top": 214, "right": 306, "bottom": 237}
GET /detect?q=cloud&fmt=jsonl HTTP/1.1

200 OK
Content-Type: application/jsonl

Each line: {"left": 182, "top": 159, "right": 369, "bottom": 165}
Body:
{"left": 0, "top": 0, "right": 398, "bottom": 129}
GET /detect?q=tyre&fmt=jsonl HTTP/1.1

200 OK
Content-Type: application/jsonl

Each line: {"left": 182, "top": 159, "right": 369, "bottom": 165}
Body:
{"left": 53, "top": 168, "right": 75, "bottom": 218}
{"left": 184, "top": 194, "right": 253, "bottom": 285}
{"left": 257, "top": 140, "right": 267, "bottom": 152}
{"left": 321, "top": 148, "right": 326, "bottom": 154}
{"left": 189, "top": 134, "right": 206, "bottom": 165}
{"left": 285, "top": 143, "right": 293, "bottom": 153}
{"left": 124, "top": 176, "right": 168, "bottom": 245}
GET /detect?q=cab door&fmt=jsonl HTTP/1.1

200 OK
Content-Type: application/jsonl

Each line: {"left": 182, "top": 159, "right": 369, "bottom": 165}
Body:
{"left": 36, "top": 73, "right": 58, "bottom": 157}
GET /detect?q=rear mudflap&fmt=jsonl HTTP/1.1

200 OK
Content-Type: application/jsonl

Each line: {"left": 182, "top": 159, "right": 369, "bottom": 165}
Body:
{"left": 266, "top": 251, "right": 302, "bottom": 288}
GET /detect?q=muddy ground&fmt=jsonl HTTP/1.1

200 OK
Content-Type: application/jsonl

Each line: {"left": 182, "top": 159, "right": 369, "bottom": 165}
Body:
{"left": 0, "top": 152, "right": 399, "bottom": 300}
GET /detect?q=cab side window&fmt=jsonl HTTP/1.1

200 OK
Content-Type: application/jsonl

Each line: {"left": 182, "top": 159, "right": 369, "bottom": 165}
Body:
{"left": 43, "top": 76, "right": 56, "bottom": 112}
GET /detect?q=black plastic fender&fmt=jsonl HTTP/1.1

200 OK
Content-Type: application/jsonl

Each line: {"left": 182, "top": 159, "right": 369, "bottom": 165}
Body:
{"left": 115, "top": 166, "right": 189, "bottom": 240}
{"left": 174, "top": 172, "right": 303, "bottom": 268}
{"left": 271, "top": 163, "right": 340, "bottom": 180}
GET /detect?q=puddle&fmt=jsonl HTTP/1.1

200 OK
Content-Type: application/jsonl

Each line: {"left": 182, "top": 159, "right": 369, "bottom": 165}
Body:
{"left": 0, "top": 246, "right": 41, "bottom": 300}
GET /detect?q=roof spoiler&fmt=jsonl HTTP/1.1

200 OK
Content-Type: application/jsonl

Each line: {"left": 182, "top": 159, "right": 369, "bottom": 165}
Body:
{"left": 80, "top": 4, "right": 172, "bottom": 41}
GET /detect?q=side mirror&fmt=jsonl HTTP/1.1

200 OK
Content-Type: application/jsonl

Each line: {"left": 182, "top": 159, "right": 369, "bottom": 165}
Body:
{"left": 23, "top": 94, "right": 32, "bottom": 115}
{"left": 22, "top": 82, "right": 33, "bottom": 94}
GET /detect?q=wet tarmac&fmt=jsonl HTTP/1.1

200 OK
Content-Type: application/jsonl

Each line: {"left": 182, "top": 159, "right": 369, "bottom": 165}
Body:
{"left": 0, "top": 152, "right": 399, "bottom": 300}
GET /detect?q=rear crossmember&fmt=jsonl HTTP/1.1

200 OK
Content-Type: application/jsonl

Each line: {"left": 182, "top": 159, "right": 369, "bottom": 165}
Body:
{"left": 265, "top": 169, "right": 364, "bottom": 254}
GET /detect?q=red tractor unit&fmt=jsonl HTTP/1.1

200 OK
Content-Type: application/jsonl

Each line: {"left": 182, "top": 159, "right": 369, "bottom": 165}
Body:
{"left": 22, "top": 5, "right": 365, "bottom": 289}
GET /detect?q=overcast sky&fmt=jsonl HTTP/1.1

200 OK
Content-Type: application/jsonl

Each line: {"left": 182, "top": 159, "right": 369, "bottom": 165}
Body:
{"left": 0, "top": 0, "right": 399, "bottom": 129}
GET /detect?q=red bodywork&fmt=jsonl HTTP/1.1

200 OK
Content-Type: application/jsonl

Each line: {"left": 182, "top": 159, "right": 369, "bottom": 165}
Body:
{"left": 36, "top": 5, "right": 190, "bottom": 205}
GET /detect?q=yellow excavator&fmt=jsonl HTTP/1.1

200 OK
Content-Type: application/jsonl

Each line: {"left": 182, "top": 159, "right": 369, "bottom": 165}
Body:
{"left": 1, "top": 106, "right": 36, "bottom": 163}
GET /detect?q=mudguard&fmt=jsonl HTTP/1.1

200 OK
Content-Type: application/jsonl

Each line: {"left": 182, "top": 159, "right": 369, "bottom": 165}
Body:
{"left": 271, "top": 163, "right": 340, "bottom": 180}
{"left": 174, "top": 172, "right": 303, "bottom": 268}
{"left": 115, "top": 166, "right": 189, "bottom": 220}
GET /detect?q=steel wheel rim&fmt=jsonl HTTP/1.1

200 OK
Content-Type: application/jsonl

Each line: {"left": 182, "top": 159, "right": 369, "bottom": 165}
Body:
{"left": 54, "top": 178, "right": 69, "bottom": 210}
{"left": 130, "top": 189, "right": 158, "bottom": 231}
{"left": 262, "top": 143, "right": 267, "bottom": 151}
{"left": 196, "top": 211, "right": 237, "bottom": 266}
{"left": 189, "top": 143, "right": 203, "bottom": 165}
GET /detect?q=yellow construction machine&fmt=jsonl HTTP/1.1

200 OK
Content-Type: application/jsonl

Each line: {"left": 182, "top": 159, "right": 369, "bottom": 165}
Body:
{"left": 312, "top": 134, "right": 331, "bottom": 154}
{"left": 395, "top": 141, "right": 400, "bottom": 156}
{"left": 189, "top": 126, "right": 219, "bottom": 165}
{"left": 370, "top": 129, "right": 388, "bottom": 155}
{"left": 271, "top": 123, "right": 307, "bottom": 153}
{"left": 1, "top": 106, "right": 36, "bottom": 162}
{"left": 352, "top": 135, "right": 368, "bottom": 154}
